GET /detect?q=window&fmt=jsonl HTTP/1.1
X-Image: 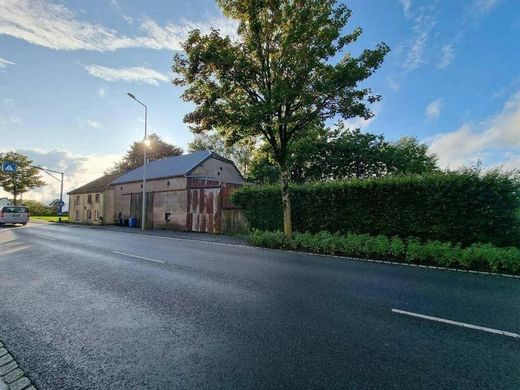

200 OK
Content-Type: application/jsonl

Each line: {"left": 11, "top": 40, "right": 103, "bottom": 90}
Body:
{"left": 87, "top": 210, "right": 92, "bottom": 220}
{"left": 165, "top": 212, "right": 172, "bottom": 222}
{"left": 2, "top": 207, "right": 28, "bottom": 213}
{"left": 75, "top": 195, "right": 80, "bottom": 206}
{"left": 94, "top": 210, "right": 99, "bottom": 220}
{"left": 95, "top": 193, "right": 100, "bottom": 203}
{"left": 75, "top": 210, "right": 79, "bottom": 220}
{"left": 87, "top": 194, "right": 92, "bottom": 203}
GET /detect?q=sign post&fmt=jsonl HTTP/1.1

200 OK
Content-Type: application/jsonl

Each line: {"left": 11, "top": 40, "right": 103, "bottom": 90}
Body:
{"left": 1, "top": 161, "right": 17, "bottom": 173}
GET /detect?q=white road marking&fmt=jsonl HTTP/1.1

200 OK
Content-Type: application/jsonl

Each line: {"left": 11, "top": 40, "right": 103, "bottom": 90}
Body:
{"left": 31, "top": 234, "right": 57, "bottom": 241}
{"left": 112, "top": 251, "right": 165, "bottom": 264}
{"left": 392, "top": 308, "right": 520, "bottom": 339}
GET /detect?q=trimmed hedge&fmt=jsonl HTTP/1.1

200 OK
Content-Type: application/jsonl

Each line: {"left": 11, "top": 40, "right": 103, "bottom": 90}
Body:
{"left": 233, "top": 171, "right": 520, "bottom": 247}
{"left": 248, "top": 230, "right": 520, "bottom": 274}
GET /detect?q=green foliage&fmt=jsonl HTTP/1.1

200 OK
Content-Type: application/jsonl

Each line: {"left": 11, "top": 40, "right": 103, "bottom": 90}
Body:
{"left": 108, "top": 133, "right": 183, "bottom": 174}
{"left": 20, "top": 199, "right": 53, "bottom": 216}
{"left": 248, "top": 126, "right": 438, "bottom": 184}
{"left": 233, "top": 170, "right": 520, "bottom": 247}
{"left": 247, "top": 230, "right": 520, "bottom": 274}
{"left": 0, "top": 152, "right": 45, "bottom": 205}
{"left": 188, "top": 130, "right": 256, "bottom": 176}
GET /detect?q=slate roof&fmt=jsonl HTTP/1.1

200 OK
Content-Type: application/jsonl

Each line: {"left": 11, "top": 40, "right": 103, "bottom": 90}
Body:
{"left": 110, "top": 150, "right": 235, "bottom": 185}
{"left": 68, "top": 173, "right": 121, "bottom": 195}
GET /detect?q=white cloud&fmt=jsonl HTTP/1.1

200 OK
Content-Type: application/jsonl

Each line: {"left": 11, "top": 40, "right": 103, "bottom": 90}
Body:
{"left": 402, "top": 14, "right": 435, "bottom": 70}
{"left": 0, "top": 115, "right": 22, "bottom": 125}
{"left": 437, "top": 44, "right": 455, "bottom": 69}
{"left": 426, "top": 98, "right": 443, "bottom": 119}
{"left": 97, "top": 87, "right": 107, "bottom": 98}
{"left": 398, "top": 0, "right": 412, "bottom": 17}
{"left": 0, "top": 0, "right": 237, "bottom": 52}
{"left": 109, "top": 0, "right": 133, "bottom": 24}
{"left": 342, "top": 104, "right": 381, "bottom": 130}
{"left": 137, "top": 17, "right": 239, "bottom": 51}
{"left": 0, "top": 57, "right": 15, "bottom": 68}
{"left": 473, "top": 0, "right": 500, "bottom": 14}
{"left": 86, "top": 119, "right": 103, "bottom": 128}
{"left": 84, "top": 65, "right": 169, "bottom": 85}
{"left": 0, "top": 148, "right": 120, "bottom": 205}
{"left": 429, "top": 92, "right": 520, "bottom": 168}
{"left": 386, "top": 76, "right": 401, "bottom": 92}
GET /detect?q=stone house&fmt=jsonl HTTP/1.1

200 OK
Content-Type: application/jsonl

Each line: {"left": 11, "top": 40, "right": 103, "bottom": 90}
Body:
{"left": 67, "top": 173, "right": 119, "bottom": 224}
{"left": 109, "top": 150, "right": 245, "bottom": 233}
{"left": 0, "top": 198, "right": 12, "bottom": 207}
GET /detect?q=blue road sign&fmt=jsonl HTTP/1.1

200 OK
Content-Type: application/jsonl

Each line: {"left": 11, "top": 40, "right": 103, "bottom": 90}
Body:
{"left": 58, "top": 201, "right": 65, "bottom": 207}
{"left": 2, "top": 161, "right": 17, "bottom": 173}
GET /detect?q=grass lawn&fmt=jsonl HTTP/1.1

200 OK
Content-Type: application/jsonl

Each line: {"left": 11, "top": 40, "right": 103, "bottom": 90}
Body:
{"left": 31, "top": 216, "right": 69, "bottom": 223}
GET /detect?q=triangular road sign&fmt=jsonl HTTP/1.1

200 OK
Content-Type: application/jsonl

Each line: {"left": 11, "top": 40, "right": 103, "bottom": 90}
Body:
{"left": 2, "top": 162, "right": 17, "bottom": 173}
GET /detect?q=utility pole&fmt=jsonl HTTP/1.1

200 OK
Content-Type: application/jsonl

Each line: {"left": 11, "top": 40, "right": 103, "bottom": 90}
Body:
{"left": 33, "top": 166, "right": 65, "bottom": 222}
{"left": 127, "top": 92, "right": 149, "bottom": 230}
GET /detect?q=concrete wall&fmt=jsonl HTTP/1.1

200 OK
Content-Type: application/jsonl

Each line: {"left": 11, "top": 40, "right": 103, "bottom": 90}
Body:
{"left": 68, "top": 192, "right": 104, "bottom": 224}
{"left": 103, "top": 189, "right": 115, "bottom": 224}
{"left": 190, "top": 157, "right": 244, "bottom": 183}
{"left": 111, "top": 177, "right": 187, "bottom": 224}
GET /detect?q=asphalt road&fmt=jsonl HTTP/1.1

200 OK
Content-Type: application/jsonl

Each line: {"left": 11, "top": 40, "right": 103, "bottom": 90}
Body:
{"left": 0, "top": 223, "right": 519, "bottom": 389}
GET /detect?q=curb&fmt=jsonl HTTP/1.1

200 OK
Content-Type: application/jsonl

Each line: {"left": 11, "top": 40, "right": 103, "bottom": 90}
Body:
{"left": 0, "top": 341, "right": 36, "bottom": 390}
{"left": 249, "top": 246, "right": 520, "bottom": 279}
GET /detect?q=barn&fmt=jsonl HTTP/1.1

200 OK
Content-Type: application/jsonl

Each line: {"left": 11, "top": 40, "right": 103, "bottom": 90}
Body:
{"left": 109, "top": 150, "right": 246, "bottom": 234}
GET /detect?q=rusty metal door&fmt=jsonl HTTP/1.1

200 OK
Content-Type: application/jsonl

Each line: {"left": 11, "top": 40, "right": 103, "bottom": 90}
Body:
{"left": 188, "top": 187, "right": 221, "bottom": 233}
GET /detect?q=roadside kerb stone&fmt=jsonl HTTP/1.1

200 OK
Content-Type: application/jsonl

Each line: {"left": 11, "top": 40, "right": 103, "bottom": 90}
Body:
{"left": 3, "top": 369, "right": 23, "bottom": 384}
{"left": 9, "top": 377, "right": 30, "bottom": 390}
{"left": 0, "top": 340, "right": 37, "bottom": 390}
{"left": 0, "top": 356, "right": 13, "bottom": 367}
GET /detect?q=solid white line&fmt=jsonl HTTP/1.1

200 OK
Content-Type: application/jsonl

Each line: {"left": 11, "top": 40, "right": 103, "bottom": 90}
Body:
{"left": 392, "top": 308, "right": 520, "bottom": 338}
{"left": 112, "top": 251, "right": 165, "bottom": 264}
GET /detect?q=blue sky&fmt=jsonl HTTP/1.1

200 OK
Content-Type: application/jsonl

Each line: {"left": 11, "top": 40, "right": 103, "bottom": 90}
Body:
{"left": 1, "top": 0, "right": 519, "bottom": 202}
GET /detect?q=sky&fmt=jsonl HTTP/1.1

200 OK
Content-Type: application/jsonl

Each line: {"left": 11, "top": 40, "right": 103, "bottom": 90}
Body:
{"left": 1, "top": 0, "right": 520, "bottom": 204}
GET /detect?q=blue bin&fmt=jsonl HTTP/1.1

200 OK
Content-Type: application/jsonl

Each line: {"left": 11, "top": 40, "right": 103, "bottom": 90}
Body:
{"left": 128, "top": 217, "right": 137, "bottom": 228}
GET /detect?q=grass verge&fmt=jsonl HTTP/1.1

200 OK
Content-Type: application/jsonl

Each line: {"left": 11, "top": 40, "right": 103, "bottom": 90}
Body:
{"left": 248, "top": 230, "right": 520, "bottom": 275}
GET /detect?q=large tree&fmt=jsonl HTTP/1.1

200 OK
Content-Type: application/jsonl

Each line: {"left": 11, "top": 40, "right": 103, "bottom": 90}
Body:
{"left": 173, "top": 0, "right": 389, "bottom": 236}
{"left": 108, "top": 133, "right": 183, "bottom": 174}
{"left": 0, "top": 152, "right": 45, "bottom": 205}
{"left": 188, "top": 131, "right": 257, "bottom": 175}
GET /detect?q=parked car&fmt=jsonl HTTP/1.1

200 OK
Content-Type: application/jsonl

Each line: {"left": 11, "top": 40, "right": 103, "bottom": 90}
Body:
{"left": 0, "top": 206, "right": 30, "bottom": 226}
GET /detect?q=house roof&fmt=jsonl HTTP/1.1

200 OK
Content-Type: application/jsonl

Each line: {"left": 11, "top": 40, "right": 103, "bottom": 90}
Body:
{"left": 110, "top": 150, "right": 237, "bottom": 185}
{"left": 68, "top": 173, "right": 121, "bottom": 195}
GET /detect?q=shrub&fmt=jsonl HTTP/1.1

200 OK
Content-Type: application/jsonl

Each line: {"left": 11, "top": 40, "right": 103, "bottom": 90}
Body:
{"left": 389, "top": 237, "right": 406, "bottom": 260}
{"left": 246, "top": 230, "right": 520, "bottom": 274}
{"left": 234, "top": 171, "right": 520, "bottom": 247}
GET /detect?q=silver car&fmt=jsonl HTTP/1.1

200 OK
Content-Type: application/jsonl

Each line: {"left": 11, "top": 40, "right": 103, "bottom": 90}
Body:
{"left": 0, "top": 206, "right": 29, "bottom": 226}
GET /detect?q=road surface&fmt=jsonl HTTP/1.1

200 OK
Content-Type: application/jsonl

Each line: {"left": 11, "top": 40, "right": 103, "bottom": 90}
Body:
{"left": 0, "top": 223, "right": 519, "bottom": 389}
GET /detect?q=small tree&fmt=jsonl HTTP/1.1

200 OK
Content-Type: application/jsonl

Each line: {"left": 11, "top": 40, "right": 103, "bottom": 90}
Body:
{"left": 173, "top": 0, "right": 389, "bottom": 237}
{"left": 108, "top": 133, "right": 183, "bottom": 174}
{"left": 0, "top": 152, "right": 45, "bottom": 205}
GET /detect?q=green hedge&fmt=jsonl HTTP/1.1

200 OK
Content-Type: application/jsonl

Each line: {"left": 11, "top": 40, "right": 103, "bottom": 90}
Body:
{"left": 233, "top": 171, "right": 520, "bottom": 247}
{"left": 248, "top": 230, "right": 520, "bottom": 274}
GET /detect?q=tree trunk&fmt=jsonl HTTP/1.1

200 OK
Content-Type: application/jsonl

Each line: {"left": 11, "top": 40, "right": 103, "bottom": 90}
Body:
{"left": 280, "top": 168, "right": 292, "bottom": 238}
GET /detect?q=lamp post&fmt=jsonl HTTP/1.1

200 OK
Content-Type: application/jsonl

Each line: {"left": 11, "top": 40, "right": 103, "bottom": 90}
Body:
{"left": 32, "top": 166, "right": 64, "bottom": 222}
{"left": 127, "top": 92, "right": 148, "bottom": 230}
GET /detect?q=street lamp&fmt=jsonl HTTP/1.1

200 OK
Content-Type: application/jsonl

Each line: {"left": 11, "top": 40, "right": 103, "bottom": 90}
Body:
{"left": 127, "top": 92, "right": 148, "bottom": 230}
